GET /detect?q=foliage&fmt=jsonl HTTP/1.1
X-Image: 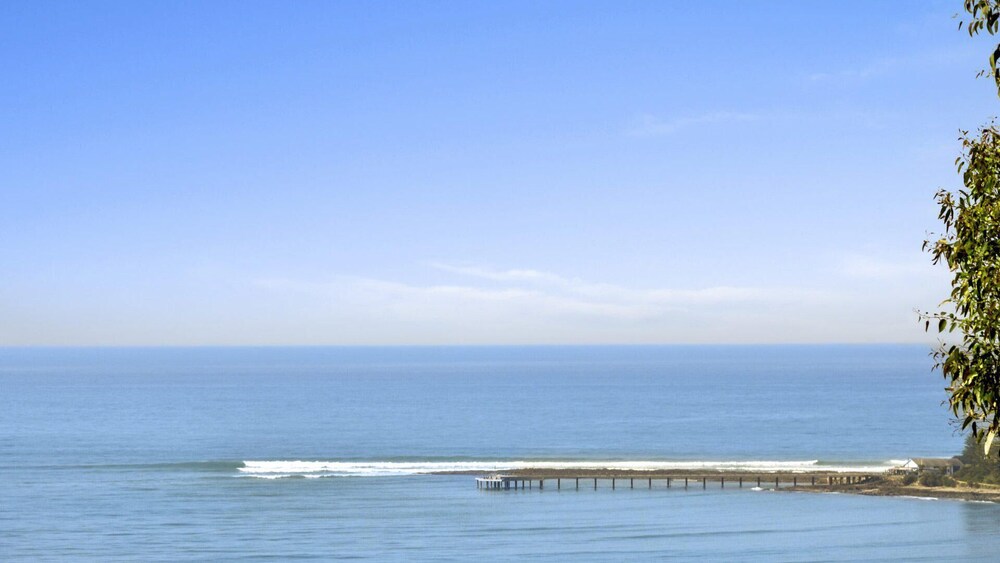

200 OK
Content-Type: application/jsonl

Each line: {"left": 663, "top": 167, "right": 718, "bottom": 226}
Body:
{"left": 922, "top": 1, "right": 1000, "bottom": 456}
{"left": 960, "top": 0, "right": 1000, "bottom": 97}
{"left": 900, "top": 473, "right": 918, "bottom": 486}
{"left": 925, "top": 125, "right": 1000, "bottom": 453}
{"left": 916, "top": 472, "right": 956, "bottom": 487}
{"left": 919, "top": 472, "right": 944, "bottom": 487}
{"left": 956, "top": 433, "right": 1000, "bottom": 483}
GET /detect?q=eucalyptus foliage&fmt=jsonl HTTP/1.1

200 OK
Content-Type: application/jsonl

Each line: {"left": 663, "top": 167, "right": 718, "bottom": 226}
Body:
{"left": 961, "top": 0, "right": 1000, "bottom": 97}
{"left": 926, "top": 127, "right": 1000, "bottom": 454}
{"left": 922, "top": 2, "right": 1000, "bottom": 455}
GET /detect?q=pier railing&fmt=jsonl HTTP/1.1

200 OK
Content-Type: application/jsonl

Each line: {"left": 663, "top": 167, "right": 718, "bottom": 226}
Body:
{"left": 476, "top": 473, "right": 878, "bottom": 490}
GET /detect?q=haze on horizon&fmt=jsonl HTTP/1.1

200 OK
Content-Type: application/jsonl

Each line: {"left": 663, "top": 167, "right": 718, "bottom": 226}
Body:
{"left": 1, "top": 1, "right": 992, "bottom": 346}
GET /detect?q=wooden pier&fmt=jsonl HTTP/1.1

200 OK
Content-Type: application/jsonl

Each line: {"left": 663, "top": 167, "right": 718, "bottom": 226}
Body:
{"left": 476, "top": 472, "right": 879, "bottom": 491}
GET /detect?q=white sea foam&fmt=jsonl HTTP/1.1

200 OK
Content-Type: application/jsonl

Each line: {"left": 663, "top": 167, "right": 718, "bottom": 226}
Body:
{"left": 237, "top": 459, "right": 900, "bottom": 478}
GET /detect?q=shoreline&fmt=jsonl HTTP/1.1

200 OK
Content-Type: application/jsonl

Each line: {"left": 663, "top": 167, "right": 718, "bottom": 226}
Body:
{"left": 784, "top": 476, "right": 1000, "bottom": 503}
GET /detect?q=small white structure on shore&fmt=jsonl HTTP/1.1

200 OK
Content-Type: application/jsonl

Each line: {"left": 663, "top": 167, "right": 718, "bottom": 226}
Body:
{"left": 895, "top": 457, "right": 963, "bottom": 475}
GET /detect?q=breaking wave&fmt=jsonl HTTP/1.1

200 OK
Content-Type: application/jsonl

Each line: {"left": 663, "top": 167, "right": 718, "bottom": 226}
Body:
{"left": 237, "top": 459, "right": 904, "bottom": 479}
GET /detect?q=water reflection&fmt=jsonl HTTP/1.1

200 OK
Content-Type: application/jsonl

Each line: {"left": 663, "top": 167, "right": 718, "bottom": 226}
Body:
{"left": 962, "top": 500, "right": 1000, "bottom": 560}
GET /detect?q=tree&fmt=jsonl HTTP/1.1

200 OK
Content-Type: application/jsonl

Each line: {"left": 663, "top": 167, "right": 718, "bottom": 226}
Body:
{"left": 926, "top": 127, "right": 1000, "bottom": 455}
{"left": 956, "top": 432, "right": 1000, "bottom": 483}
{"left": 923, "top": 2, "right": 1000, "bottom": 455}
{"left": 961, "top": 1, "right": 1000, "bottom": 98}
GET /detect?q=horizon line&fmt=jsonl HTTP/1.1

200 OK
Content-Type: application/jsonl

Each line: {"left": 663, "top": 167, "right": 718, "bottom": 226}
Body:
{"left": 0, "top": 342, "right": 938, "bottom": 349}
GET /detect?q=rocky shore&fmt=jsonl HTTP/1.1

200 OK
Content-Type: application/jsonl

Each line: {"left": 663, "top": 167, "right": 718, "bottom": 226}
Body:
{"left": 786, "top": 475, "right": 1000, "bottom": 503}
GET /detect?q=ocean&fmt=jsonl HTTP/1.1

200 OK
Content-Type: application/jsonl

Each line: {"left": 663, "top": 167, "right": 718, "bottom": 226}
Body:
{"left": 3, "top": 344, "right": 1000, "bottom": 561}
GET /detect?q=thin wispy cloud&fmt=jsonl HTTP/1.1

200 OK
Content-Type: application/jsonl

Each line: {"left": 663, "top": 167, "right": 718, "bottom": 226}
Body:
{"left": 808, "top": 58, "right": 899, "bottom": 83}
{"left": 429, "top": 262, "right": 818, "bottom": 306}
{"left": 429, "top": 262, "right": 565, "bottom": 284}
{"left": 253, "top": 264, "right": 833, "bottom": 337}
{"left": 836, "top": 253, "right": 944, "bottom": 281}
{"left": 807, "top": 46, "right": 977, "bottom": 84}
{"left": 246, "top": 260, "right": 945, "bottom": 345}
{"left": 627, "top": 111, "right": 761, "bottom": 137}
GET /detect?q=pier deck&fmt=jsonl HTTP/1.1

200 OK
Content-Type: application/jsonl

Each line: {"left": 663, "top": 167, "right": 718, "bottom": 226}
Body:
{"left": 476, "top": 471, "right": 880, "bottom": 490}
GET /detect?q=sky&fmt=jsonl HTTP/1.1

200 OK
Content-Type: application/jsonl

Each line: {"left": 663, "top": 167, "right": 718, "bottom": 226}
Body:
{"left": 1, "top": 1, "right": 997, "bottom": 346}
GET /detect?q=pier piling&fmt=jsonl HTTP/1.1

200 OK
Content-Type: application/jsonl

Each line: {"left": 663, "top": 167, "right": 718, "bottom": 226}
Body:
{"left": 477, "top": 471, "right": 878, "bottom": 493}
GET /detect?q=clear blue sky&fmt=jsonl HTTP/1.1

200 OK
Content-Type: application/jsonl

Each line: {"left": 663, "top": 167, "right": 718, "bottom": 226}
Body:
{"left": 1, "top": 1, "right": 995, "bottom": 345}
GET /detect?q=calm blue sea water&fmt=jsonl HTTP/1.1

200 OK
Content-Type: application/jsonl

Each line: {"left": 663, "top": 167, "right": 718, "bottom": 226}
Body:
{"left": 3, "top": 345, "right": 999, "bottom": 561}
